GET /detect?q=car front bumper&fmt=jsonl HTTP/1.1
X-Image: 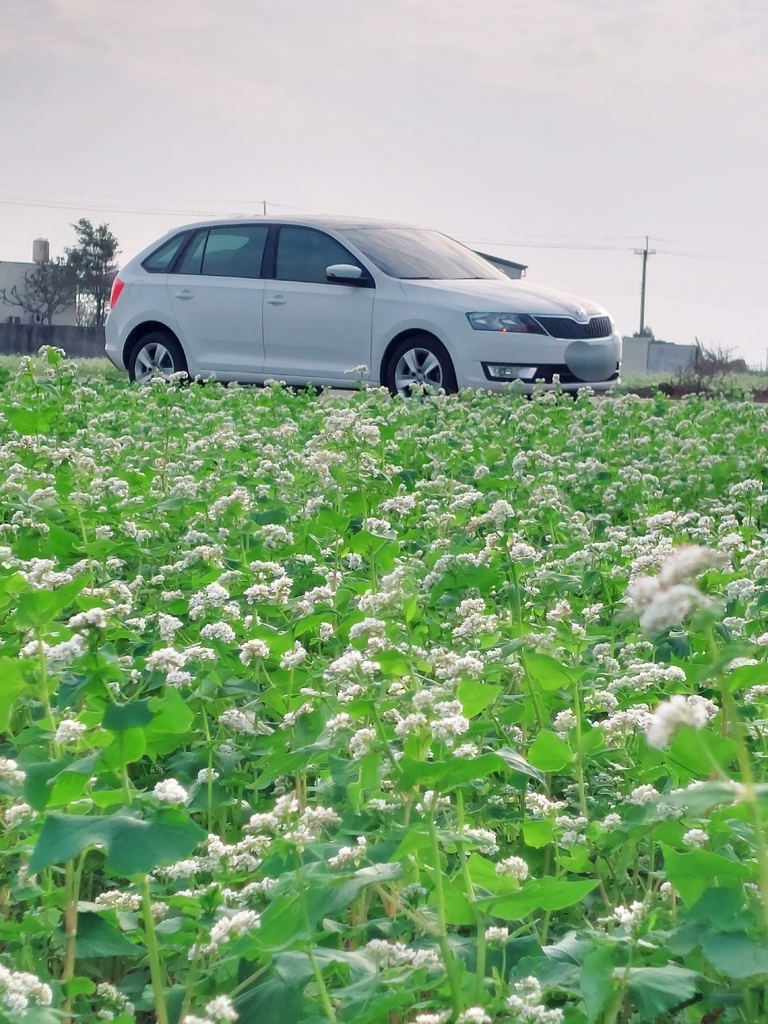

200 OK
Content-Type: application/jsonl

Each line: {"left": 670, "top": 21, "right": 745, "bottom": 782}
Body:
{"left": 453, "top": 329, "right": 623, "bottom": 393}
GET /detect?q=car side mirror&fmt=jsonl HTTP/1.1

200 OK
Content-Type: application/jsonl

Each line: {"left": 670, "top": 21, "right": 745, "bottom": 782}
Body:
{"left": 326, "top": 264, "right": 366, "bottom": 285}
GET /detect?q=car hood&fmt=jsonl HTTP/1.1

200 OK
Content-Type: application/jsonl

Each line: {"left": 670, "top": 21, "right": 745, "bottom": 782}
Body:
{"left": 399, "top": 278, "right": 608, "bottom": 317}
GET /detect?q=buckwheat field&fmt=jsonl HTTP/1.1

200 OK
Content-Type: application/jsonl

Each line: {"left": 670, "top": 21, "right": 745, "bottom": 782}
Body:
{"left": 2, "top": 349, "right": 768, "bottom": 1024}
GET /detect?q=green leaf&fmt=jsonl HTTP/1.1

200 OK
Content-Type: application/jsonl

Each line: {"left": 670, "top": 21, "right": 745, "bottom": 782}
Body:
{"left": 488, "top": 878, "right": 599, "bottom": 919}
{"left": 493, "top": 747, "right": 547, "bottom": 786}
{"left": 234, "top": 973, "right": 305, "bottom": 1024}
{"left": 661, "top": 846, "right": 753, "bottom": 904}
{"left": 147, "top": 688, "right": 195, "bottom": 737}
{"left": 523, "top": 652, "right": 573, "bottom": 691}
{"left": 74, "top": 913, "right": 141, "bottom": 957}
{"left": 666, "top": 726, "right": 737, "bottom": 776}
{"left": 523, "top": 818, "right": 555, "bottom": 849}
{"left": 580, "top": 945, "right": 616, "bottom": 1022}
{"left": 700, "top": 931, "right": 768, "bottom": 979}
{"left": 29, "top": 809, "right": 206, "bottom": 875}
{"left": 395, "top": 753, "right": 509, "bottom": 791}
{"left": 102, "top": 699, "right": 155, "bottom": 731}
{"left": 457, "top": 680, "right": 501, "bottom": 716}
{"left": 0, "top": 656, "right": 30, "bottom": 730}
{"left": 626, "top": 965, "right": 699, "bottom": 1021}
{"left": 659, "top": 780, "right": 742, "bottom": 816}
{"left": 14, "top": 578, "right": 86, "bottom": 629}
{"left": 686, "top": 887, "right": 745, "bottom": 932}
{"left": 527, "top": 730, "right": 574, "bottom": 772}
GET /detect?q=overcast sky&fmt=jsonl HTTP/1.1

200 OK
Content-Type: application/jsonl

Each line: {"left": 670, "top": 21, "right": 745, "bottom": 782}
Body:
{"left": 3, "top": 0, "right": 768, "bottom": 362}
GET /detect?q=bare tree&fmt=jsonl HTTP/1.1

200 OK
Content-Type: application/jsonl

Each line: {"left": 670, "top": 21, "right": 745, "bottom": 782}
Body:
{"left": 0, "top": 259, "right": 77, "bottom": 325}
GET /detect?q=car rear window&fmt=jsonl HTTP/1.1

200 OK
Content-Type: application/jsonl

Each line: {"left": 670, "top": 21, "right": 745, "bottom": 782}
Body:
{"left": 201, "top": 225, "right": 269, "bottom": 279}
{"left": 175, "top": 231, "right": 208, "bottom": 276}
{"left": 142, "top": 233, "right": 190, "bottom": 273}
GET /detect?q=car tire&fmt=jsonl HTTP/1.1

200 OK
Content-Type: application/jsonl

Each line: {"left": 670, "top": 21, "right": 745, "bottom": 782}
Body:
{"left": 384, "top": 334, "right": 457, "bottom": 397}
{"left": 128, "top": 331, "right": 188, "bottom": 384}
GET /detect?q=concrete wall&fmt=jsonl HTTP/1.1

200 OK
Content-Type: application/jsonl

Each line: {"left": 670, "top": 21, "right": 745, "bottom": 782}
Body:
{"left": 0, "top": 323, "right": 106, "bottom": 359}
{"left": 620, "top": 335, "right": 650, "bottom": 374}
{"left": 621, "top": 335, "right": 697, "bottom": 375}
{"left": 647, "top": 341, "right": 697, "bottom": 374}
{"left": 0, "top": 261, "right": 78, "bottom": 326}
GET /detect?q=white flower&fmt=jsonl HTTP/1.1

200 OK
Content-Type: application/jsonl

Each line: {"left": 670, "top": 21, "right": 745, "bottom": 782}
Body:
{"left": 628, "top": 784, "right": 659, "bottom": 805}
{"left": 0, "top": 965, "right": 53, "bottom": 1015}
{"left": 328, "top": 836, "right": 367, "bottom": 869}
{"left": 68, "top": 607, "right": 108, "bottom": 630}
{"left": 602, "top": 901, "right": 646, "bottom": 929}
{"left": 280, "top": 641, "right": 308, "bottom": 670}
{"left": 496, "top": 856, "right": 529, "bottom": 881}
{"left": 5, "top": 803, "right": 34, "bottom": 828}
{"left": 457, "top": 1009, "right": 491, "bottom": 1024}
{"left": 0, "top": 758, "right": 25, "bottom": 784}
{"left": 205, "top": 995, "right": 238, "bottom": 1022}
{"left": 484, "top": 926, "right": 509, "bottom": 943}
{"left": 683, "top": 828, "right": 709, "bottom": 848}
{"left": 153, "top": 779, "right": 189, "bottom": 804}
{"left": 349, "top": 727, "right": 377, "bottom": 759}
{"left": 54, "top": 718, "right": 87, "bottom": 744}
{"left": 201, "top": 622, "right": 236, "bottom": 643}
{"left": 239, "top": 638, "right": 270, "bottom": 663}
{"left": 645, "top": 694, "right": 717, "bottom": 749}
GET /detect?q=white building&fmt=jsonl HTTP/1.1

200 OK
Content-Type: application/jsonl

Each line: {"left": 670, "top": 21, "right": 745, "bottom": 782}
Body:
{"left": 0, "top": 239, "right": 78, "bottom": 326}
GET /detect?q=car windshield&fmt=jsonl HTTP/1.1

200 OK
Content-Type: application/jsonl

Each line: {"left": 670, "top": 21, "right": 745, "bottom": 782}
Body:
{"left": 342, "top": 227, "right": 505, "bottom": 280}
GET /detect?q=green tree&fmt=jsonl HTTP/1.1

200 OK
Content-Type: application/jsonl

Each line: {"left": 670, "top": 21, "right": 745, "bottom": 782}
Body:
{"left": 65, "top": 219, "right": 120, "bottom": 326}
{"left": 0, "top": 258, "right": 77, "bottom": 325}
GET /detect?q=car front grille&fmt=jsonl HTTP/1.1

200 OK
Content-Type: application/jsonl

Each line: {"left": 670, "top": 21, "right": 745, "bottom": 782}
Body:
{"left": 533, "top": 315, "right": 612, "bottom": 339}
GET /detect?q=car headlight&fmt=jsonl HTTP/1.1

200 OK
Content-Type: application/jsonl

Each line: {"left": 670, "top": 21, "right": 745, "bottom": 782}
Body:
{"left": 466, "top": 312, "right": 545, "bottom": 334}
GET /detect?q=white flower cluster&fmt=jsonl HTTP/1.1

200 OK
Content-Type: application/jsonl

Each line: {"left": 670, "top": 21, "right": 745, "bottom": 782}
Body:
{"left": 191, "top": 909, "right": 261, "bottom": 956}
{"left": 495, "top": 856, "right": 529, "bottom": 881}
{"left": 153, "top": 778, "right": 189, "bottom": 804}
{"left": 363, "top": 939, "right": 442, "bottom": 970}
{"left": 0, "top": 963, "right": 53, "bottom": 1015}
{"left": 245, "top": 794, "right": 340, "bottom": 849}
{"left": 645, "top": 694, "right": 718, "bottom": 749}
{"left": 506, "top": 975, "right": 564, "bottom": 1023}
{"left": 0, "top": 758, "right": 26, "bottom": 785}
{"left": 625, "top": 545, "right": 727, "bottom": 634}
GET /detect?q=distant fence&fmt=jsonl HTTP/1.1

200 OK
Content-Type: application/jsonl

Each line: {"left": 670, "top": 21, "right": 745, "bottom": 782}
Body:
{"left": 0, "top": 324, "right": 107, "bottom": 359}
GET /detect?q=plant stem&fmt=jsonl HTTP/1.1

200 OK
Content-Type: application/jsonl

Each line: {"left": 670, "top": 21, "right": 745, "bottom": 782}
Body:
{"left": 60, "top": 854, "right": 85, "bottom": 1024}
{"left": 427, "top": 812, "right": 463, "bottom": 1017}
{"left": 140, "top": 875, "right": 169, "bottom": 1024}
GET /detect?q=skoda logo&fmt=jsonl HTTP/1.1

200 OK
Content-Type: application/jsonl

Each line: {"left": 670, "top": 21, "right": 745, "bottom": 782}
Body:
{"left": 573, "top": 307, "right": 588, "bottom": 322}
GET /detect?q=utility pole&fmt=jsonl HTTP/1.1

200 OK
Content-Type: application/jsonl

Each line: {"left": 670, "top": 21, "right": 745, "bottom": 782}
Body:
{"left": 262, "top": 200, "right": 267, "bottom": 216}
{"left": 634, "top": 235, "right": 656, "bottom": 335}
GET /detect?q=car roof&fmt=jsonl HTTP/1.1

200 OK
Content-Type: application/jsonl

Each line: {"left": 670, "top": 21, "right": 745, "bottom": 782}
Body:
{"left": 165, "top": 213, "right": 422, "bottom": 233}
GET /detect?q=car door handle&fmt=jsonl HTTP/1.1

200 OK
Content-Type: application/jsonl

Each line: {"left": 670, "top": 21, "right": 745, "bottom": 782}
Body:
{"left": 175, "top": 289, "right": 194, "bottom": 300}
{"left": 266, "top": 295, "right": 286, "bottom": 305}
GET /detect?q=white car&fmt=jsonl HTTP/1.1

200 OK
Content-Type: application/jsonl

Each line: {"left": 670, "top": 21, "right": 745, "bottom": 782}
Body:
{"left": 105, "top": 215, "right": 621, "bottom": 394}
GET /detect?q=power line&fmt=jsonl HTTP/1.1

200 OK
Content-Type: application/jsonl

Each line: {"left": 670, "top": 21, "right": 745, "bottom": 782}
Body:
{"left": 0, "top": 196, "right": 307, "bottom": 217}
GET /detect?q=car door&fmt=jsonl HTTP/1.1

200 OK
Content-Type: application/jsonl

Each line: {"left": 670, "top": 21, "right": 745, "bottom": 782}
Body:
{"left": 262, "top": 226, "right": 374, "bottom": 383}
{"left": 167, "top": 224, "right": 268, "bottom": 379}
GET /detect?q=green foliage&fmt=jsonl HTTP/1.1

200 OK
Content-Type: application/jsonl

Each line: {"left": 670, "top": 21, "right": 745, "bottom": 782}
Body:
{"left": 1, "top": 358, "right": 768, "bottom": 1023}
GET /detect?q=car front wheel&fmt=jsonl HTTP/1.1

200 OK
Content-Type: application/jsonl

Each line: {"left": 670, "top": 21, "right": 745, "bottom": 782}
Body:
{"left": 128, "top": 332, "right": 188, "bottom": 384}
{"left": 385, "top": 335, "right": 457, "bottom": 397}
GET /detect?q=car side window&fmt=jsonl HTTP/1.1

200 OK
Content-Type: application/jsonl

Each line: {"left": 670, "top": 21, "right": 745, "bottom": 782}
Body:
{"left": 275, "top": 226, "right": 363, "bottom": 284}
{"left": 142, "top": 233, "right": 189, "bottom": 273}
{"left": 201, "top": 225, "right": 269, "bottom": 279}
{"left": 174, "top": 231, "right": 208, "bottom": 276}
